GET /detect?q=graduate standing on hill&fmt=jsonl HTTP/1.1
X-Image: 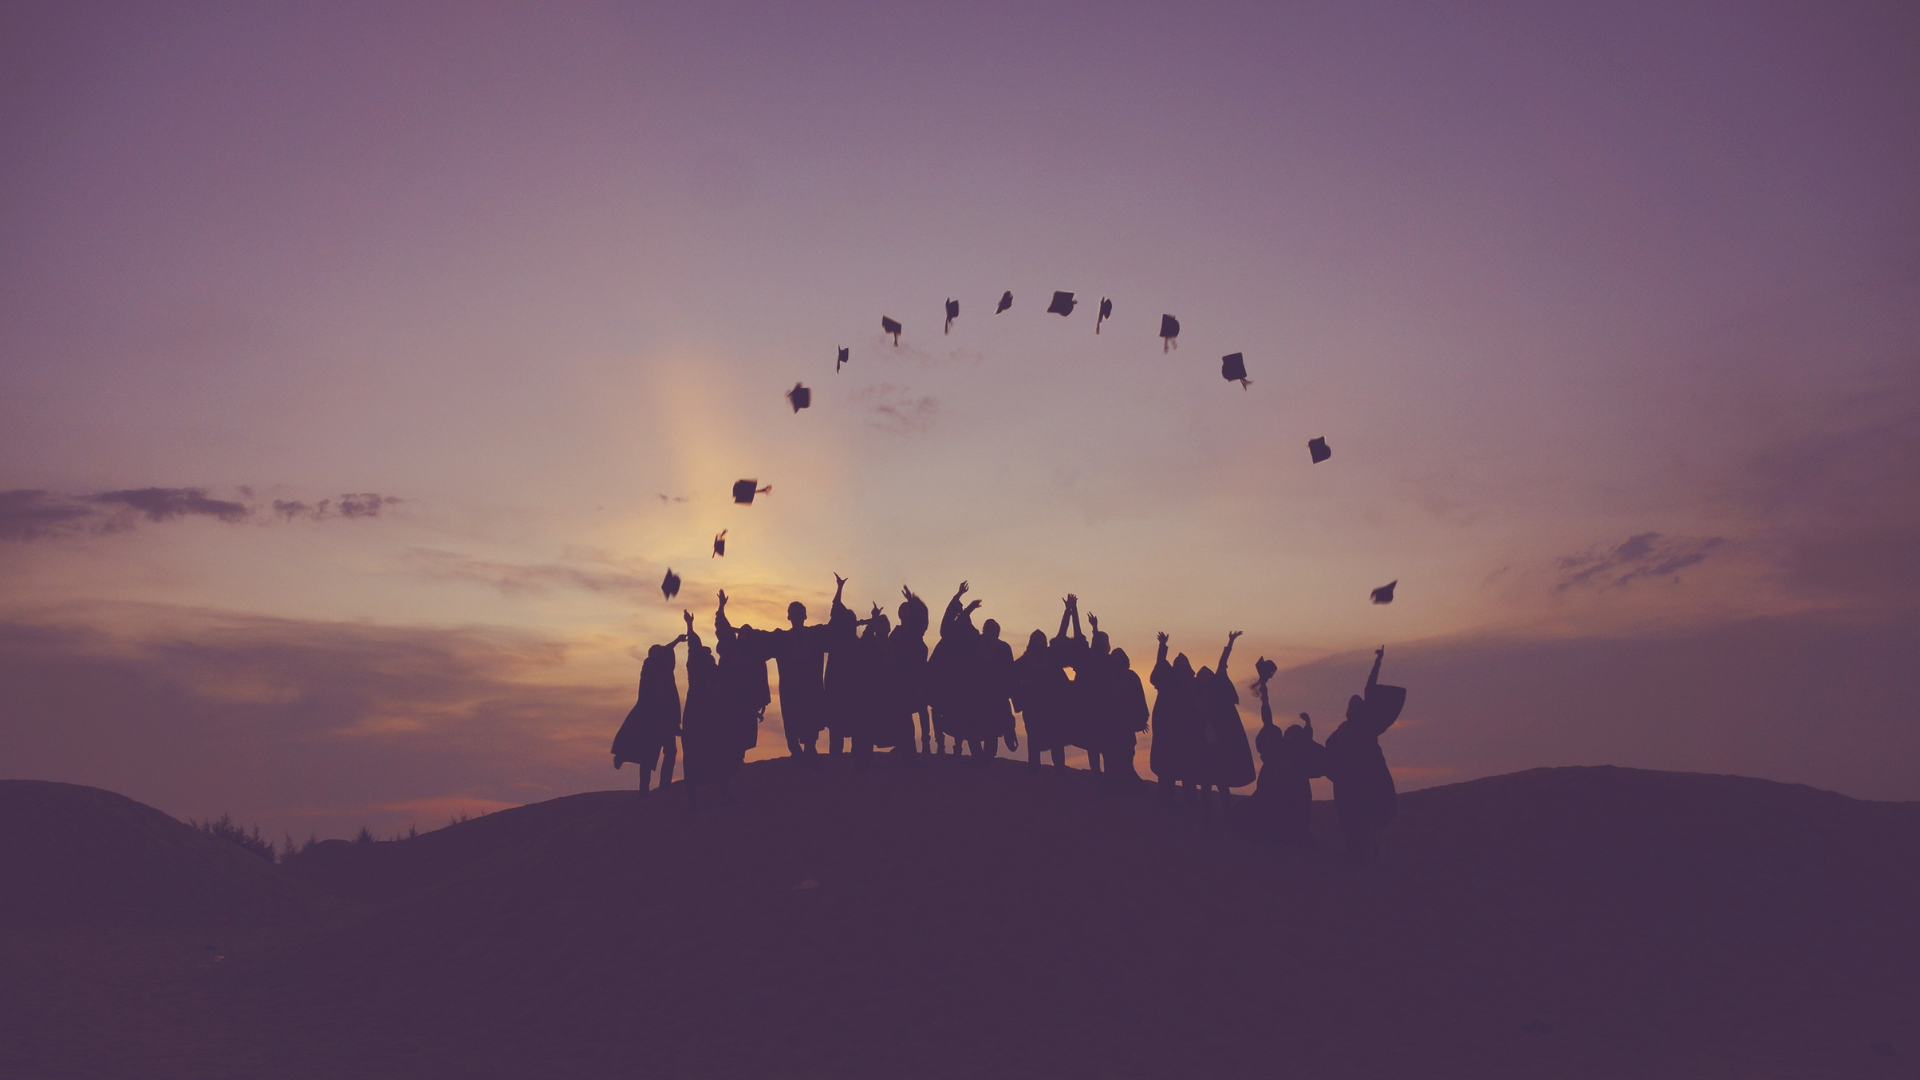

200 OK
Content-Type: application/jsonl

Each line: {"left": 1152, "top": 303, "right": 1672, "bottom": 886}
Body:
{"left": 714, "top": 591, "right": 769, "bottom": 764}
{"left": 679, "top": 610, "right": 741, "bottom": 810}
{"left": 1249, "top": 659, "right": 1326, "bottom": 848}
{"left": 1324, "top": 647, "right": 1405, "bottom": 863}
{"left": 1051, "top": 596, "right": 1094, "bottom": 770}
{"left": 929, "top": 581, "right": 990, "bottom": 761}
{"left": 1102, "top": 645, "right": 1149, "bottom": 793}
{"left": 611, "top": 632, "right": 687, "bottom": 797}
{"left": 979, "top": 618, "right": 1020, "bottom": 760}
{"left": 1193, "top": 632, "right": 1257, "bottom": 823}
{"left": 1149, "top": 633, "right": 1200, "bottom": 804}
{"left": 892, "top": 587, "right": 934, "bottom": 755}
{"left": 768, "top": 590, "right": 830, "bottom": 762}
{"left": 1014, "top": 628, "right": 1070, "bottom": 771}
{"left": 821, "top": 574, "right": 860, "bottom": 755}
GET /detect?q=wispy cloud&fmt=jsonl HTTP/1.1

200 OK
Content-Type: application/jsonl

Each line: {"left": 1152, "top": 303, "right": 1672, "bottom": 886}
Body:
{"left": 1555, "top": 533, "right": 1723, "bottom": 591}
{"left": 854, "top": 384, "right": 938, "bottom": 434}
{"left": 410, "top": 549, "right": 654, "bottom": 600}
{"left": 0, "top": 487, "right": 403, "bottom": 541}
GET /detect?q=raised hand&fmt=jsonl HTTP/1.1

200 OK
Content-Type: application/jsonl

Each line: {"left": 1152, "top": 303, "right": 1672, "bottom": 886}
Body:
{"left": 683, "top": 610, "right": 694, "bottom": 627}
{"left": 956, "top": 580, "right": 969, "bottom": 596}
{"left": 1377, "top": 645, "right": 1386, "bottom": 659}
{"left": 902, "top": 584, "right": 914, "bottom": 601}
{"left": 1157, "top": 631, "right": 1169, "bottom": 646}
{"left": 833, "top": 573, "right": 848, "bottom": 589}
{"left": 964, "top": 599, "right": 983, "bottom": 614}
{"left": 717, "top": 589, "right": 728, "bottom": 608}
{"left": 1088, "top": 614, "right": 1100, "bottom": 633}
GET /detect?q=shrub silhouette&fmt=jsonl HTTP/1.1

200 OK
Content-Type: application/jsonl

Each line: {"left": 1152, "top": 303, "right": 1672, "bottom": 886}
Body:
{"left": 192, "top": 812, "right": 275, "bottom": 862}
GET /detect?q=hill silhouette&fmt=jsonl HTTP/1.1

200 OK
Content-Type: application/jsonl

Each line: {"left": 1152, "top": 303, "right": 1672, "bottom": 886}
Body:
{"left": 5, "top": 763, "right": 1918, "bottom": 1078}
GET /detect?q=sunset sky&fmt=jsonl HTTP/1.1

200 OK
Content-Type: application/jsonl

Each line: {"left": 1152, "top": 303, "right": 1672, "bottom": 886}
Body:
{"left": 4, "top": 2, "right": 1916, "bottom": 840}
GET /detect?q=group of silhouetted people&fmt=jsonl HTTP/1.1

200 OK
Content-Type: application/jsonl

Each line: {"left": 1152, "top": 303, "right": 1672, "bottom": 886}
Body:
{"left": 611, "top": 578, "right": 1406, "bottom": 859}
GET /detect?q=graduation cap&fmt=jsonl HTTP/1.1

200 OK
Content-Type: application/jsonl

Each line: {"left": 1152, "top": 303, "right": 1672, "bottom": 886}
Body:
{"left": 996, "top": 290, "right": 1013, "bottom": 315}
{"left": 787, "top": 383, "right": 811, "bottom": 412}
{"left": 661, "top": 568, "right": 681, "bottom": 600}
{"left": 1047, "top": 291, "right": 1077, "bottom": 316}
{"left": 1160, "top": 314, "right": 1180, "bottom": 352}
{"left": 1096, "top": 297, "right": 1112, "bottom": 334}
{"left": 836, "top": 347, "right": 849, "bottom": 372}
{"left": 1370, "top": 580, "right": 1397, "bottom": 605}
{"left": 881, "top": 317, "right": 902, "bottom": 345}
{"left": 712, "top": 530, "right": 726, "bottom": 558}
{"left": 945, "top": 298, "right": 959, "bottom": 335}
{"left": 1308, "top": 436, "right": 1331, "bottom": 464}
{"left": 732, "top": 480, "right": 772, "bottom": 505}
{"left": 1221, "top": 352, "right": 1251, "bottom": 389}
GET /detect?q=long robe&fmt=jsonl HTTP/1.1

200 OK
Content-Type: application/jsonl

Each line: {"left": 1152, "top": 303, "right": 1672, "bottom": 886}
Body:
{"left": 821, "top": 599, "right": 861, "bottom": 745}
{"left": 610, "top": 647, "right": 679, "bottom": 766}
{"left": 1013, "top": 640, "right": 1068, "bottom": 752}
{"left": 680, "top": 636, "right": 740, "bottom": 783}
{"left": 716, "top": 618, "right": 768, "bottom": 759}
{"left": 888, "top": 623, "right": 930, "bottom": 738}
{"left": 858, "top": 621, "right": 913, "bottom": 749}
{"left": 1148, "top": 654, "right": 1197, "bottom": 783}
{"left": 1252, "top": 725, "right": 1326, "bottom": 843}
{"left": 1325, "top": 689, "right": 1403, "bottom": 837}
{"left": 977, "top": 635, "right": 1017, "bottom": 743}
{"left": 1194, "top": 669, "right": 1256, "bottom": 789}
{"left": 768, "top": 622, "right": 828, "bottom": 743}
{"left": 928, "top": 598, "right": 982, "bottom": 742}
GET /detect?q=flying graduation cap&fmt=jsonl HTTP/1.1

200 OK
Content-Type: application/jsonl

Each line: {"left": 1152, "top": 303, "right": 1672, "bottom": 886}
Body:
{"left": 1308, "top": 437, "right": 1331, "bottom": 464}
{"left": 1160, "top": 314, "right": 1180, "bottom": 352}
{"left": 1047, "top": 291, "right": 1077, "bottom": 316}
{"left": 1221, "top": 352, "right": 1251, "bottom": 389}
{"left": 996, "top": 291, "right": 1013, "bottom": 315}
{"left": 836, "top": 347, "right": 849, "bottom": 372}
{"left": 732, "top": 480, "right": 772, "bottom": 505}
{"left": 945, "top": 298, "right": 959, "bottom": 335}
{"left": 1370, "top": 580, "right": 1397, "bottom": 605}
{"left": 881, "top": 317, "right": 902, "bottom": 345}
{"left": 712, "top": 531, "right": 726, "bottom": 558}
{"left": 1096, "top": 297, "right": 1112, "bottom": 334}
{"left": 661, "top": 568, "right": 681, "bottom": 600}
{"left": 787, "top": 383, "right": 811, "bottom": 412}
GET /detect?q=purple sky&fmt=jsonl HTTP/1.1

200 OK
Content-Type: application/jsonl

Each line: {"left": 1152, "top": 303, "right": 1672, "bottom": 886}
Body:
{"left": 3, "top": 2, "right": 1916, "bottom": 839}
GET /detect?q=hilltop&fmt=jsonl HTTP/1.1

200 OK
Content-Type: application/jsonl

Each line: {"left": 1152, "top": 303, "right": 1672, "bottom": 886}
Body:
{"left": 4, "top": 761, "right": 1917, "bottom": 1078}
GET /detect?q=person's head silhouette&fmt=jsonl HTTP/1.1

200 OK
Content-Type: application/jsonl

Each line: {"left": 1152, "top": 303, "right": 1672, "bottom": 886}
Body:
{"left": 788, "top": 601, "right": 807, "bottom": 628}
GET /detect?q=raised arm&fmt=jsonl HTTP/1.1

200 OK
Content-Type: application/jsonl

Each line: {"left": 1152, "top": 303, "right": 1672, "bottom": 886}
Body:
{"left": 1367, "top": 646, "right": 1384, "bottom": 694}
{"left": 1258, "top": 683, "right": 1274, "bottom": 727}
{"left": 1055, "top": 597, "right": 1073, "bottom": 643}
{"left": 683, "top": 609, "right": 700, "bottom": 649}
{"left": 1067, "top": 596, "right": 1084, "bottom": 642}
{"left": 830, "top": 575, "right": 853, "bottom": 622}
{"left": 1218, "top": 630, "right": 1242, "bottom": 678}
{"left": 714, "top": 590, "right": 734, "bottom": 642}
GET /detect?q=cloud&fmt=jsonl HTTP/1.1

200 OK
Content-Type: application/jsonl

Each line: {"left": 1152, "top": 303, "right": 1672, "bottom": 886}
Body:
{"left": 0, "top": 608, "right": 625, "bottom": 841}
{"left": 853, "top": 384, "right": 938, "bottom": 434}
{"left": 87, "top": 487, "right": 249, "bottom": 524}
{"left": 0, "top": 490, "right": 98, "bottom": 541}
{"left": 411, "top": 549, "right": 654, "bottom": 600}
{"left": 1269, "top": 607, "right": 1920, "bottom": 802}
{"left": 0, "top": 488, "right": 404, "bottom": 541}
{"left": 1555, "top": 532, "right": 1723, "bottom": 591}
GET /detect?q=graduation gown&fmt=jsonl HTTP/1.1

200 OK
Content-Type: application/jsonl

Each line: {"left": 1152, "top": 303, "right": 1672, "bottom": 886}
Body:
{"left": 680, "top": 638, "right": 740, "bottom": 783}
{"left": 1148, "top": 658, "right": 1197, "bottom": 783}
{"left": 611, "top": 650, "right": 679, "bottom": 766}
{"left": 1195, "top": 671, "right": 1256, "bottom": 789}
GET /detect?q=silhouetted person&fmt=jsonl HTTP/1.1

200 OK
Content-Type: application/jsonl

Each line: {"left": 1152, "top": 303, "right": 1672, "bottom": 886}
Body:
{"left": 1014, "top": 628, "right": 1070, "bottom": 771}
{"left": 979, "top": 618, "right": 1019, "bottom": 761}
{"left": 1101, "top": 645, "right": 1149, "bottom": 793}
{"left": 822, "top": 574, "right": 862, "bottom": 755}
{"left": 714, "top": 591, "right": 768, "bottom": 765}
{"left": 611, "top": 632, "right": 687, "bottom": 796}
{"left": 1149, "top": 633, "right": 1200, "bottom": 803}
{"left": 1193, "top": 632, "right": 1255, "bottom": 823}
{"left": 679, "top": 610, "right": 739, "bottom": 810}
{"left": 768, "top": 592, "right": 829, "bottom": 762}
{"left": 1249, "top": 658, "right": 1326, "bottom": 848}
{"left": 850, "top": 604, "right": 910, "bottom": 766}
{"left": 1052, "top": 595, "right": 1094, "bottom": 770}
{"left": 892, "top": 587, "right": 934, "bottom": 754}
{"left": 1324, "top": 647, "right": 1405, "bottom": 863}
{"left": 929, "top": 581, "right": 990, "bottom": 762}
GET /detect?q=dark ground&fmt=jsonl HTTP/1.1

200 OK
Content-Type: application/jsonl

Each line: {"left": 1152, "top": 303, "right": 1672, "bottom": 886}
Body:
{"left": 4, "top": 760, "right": 1918, "bottom": 1079}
